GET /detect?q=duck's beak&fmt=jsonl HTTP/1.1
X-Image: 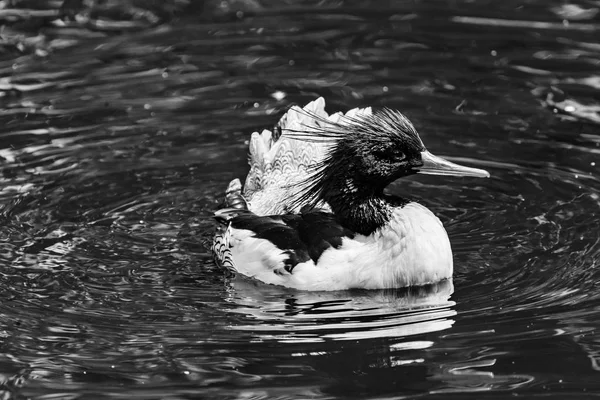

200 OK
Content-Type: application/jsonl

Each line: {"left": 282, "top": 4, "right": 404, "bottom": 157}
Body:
{"left": 416, "top": 151, "right": 490, "bottom": 178}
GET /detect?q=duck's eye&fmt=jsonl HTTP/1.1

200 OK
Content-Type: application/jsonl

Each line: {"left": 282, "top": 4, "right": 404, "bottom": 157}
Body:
{"left": 394, "top": 150, "right": 406, "bottom": 161}
{"left": 374, "top": 149, "right": 405, "bottom": 161}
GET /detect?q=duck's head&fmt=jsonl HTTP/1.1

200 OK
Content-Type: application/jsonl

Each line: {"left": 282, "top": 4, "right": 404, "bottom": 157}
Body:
{"left": 292, "top": 108, "right": 489, "bottom": 209}
{"left": 331, "top": 109, "right": 489, "bottom": 187}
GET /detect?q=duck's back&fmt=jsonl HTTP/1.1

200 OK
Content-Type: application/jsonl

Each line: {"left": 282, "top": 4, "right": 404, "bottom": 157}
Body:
{"left": 229, "top": 97, "right": 372, "bottom": 215}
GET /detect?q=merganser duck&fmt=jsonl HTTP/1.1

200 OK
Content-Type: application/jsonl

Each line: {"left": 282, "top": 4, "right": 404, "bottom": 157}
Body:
{"left": 212, "top": 98, "right": 489, "bottom": 291}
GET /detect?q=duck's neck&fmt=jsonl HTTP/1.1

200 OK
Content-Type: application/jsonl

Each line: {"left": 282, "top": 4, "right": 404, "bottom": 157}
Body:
{"left": 322, "top": 183, "right": 395, "bottom": 236}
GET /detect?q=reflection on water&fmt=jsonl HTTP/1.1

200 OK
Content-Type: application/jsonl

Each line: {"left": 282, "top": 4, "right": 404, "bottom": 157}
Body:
{"left": 227, "top": 278, "right": 455, "bottom": 342}
{"left": 1, "top": 0, "right": 600, "bottom": 398}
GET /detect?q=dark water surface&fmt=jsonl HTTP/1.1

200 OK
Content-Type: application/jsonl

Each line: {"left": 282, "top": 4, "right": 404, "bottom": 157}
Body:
{"left": 1, "top": 0, "right": 600, "bottom": 398}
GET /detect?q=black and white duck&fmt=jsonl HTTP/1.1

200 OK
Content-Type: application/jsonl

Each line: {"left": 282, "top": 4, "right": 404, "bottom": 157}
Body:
{"left": 212, "top": 98, "right": 489, "bottom": 291}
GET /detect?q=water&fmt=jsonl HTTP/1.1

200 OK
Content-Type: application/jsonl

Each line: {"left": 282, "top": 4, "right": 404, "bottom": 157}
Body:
{"left": 1, "top": 0, "right": 599, "bottom": 398}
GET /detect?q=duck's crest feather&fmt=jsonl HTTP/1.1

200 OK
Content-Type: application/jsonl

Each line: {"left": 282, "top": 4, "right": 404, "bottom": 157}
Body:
{"left": 241, "top": 97, "right": 372, "bottom": 215}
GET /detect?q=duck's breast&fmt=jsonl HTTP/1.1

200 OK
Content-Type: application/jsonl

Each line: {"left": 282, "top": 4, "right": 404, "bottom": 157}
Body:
{"left": 314, "top": 202, "right": 453, "bottom": 289}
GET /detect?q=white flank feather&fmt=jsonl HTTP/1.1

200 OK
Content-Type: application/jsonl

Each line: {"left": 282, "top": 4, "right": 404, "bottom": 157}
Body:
{"left": 227, "top": 228, "right": 290, "bottom": 277}
{"left": 304, "top": 203, "right": 453, "bottom": 290}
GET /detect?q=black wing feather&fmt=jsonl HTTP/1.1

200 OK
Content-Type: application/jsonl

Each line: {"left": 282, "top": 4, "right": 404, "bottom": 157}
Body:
{"left": 230, "top": 214, "right": 312, "bottom": 271}
{"left": 280, "top": 212, "right": 355, "bottom": 263}
{"left": 229, "top": 211, "right": 355, "bottom": 273}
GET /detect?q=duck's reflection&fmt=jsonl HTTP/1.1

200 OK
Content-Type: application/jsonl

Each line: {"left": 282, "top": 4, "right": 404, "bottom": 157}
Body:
{"left": 224, "top": 277, "right": 456, "bottom": 342}
{"left": 218, "top": 277, "right": 458, "bottom": 396}
{"left": 219, "top": 278, "right": 540, "bottom": 397}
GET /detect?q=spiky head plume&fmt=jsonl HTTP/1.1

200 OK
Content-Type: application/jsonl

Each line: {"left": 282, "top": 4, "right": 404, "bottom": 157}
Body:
{"left": 284, "top": 108, "right": 427, "bottom": 212}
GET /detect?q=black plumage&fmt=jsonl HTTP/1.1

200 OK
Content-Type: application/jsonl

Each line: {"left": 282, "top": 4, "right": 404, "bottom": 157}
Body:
{"left": 280, "top": 211, "right": 355, "bottom": 263}
{"left": 225, "top": 210, "right": 356, "bottom": 273}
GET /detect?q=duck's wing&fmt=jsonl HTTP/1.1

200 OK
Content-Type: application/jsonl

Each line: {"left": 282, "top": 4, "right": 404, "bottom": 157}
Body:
{"left": 243, "top": 97, "right": 329, "bottom": 215}
{"left": 240, "top": 98, "right": 372, "bottom": 215}
{"left": 213, "top": 210, "right": 355, "bottom": 287}
{"left": 214, "top": 178, "right": 248, "bottom": 211}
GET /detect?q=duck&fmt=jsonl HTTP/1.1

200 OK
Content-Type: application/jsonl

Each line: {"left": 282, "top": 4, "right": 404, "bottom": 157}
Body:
{"left": 212, "top": 97, "right": 489, "bottom": 291}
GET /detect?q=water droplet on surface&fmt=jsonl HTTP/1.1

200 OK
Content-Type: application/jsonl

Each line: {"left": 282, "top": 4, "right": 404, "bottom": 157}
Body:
{"left": 271, "top": 91, "right": 286, "bottom": 101}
